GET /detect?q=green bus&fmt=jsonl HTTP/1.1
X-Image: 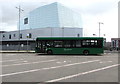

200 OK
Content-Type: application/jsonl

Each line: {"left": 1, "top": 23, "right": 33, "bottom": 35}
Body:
{"left": 35, "top": 37, "right": 104, "bottom": 55}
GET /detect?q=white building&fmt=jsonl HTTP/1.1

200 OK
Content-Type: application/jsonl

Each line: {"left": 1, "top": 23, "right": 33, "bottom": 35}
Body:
{"left": 0, "top": 2, "right": 83, "bottom": 50}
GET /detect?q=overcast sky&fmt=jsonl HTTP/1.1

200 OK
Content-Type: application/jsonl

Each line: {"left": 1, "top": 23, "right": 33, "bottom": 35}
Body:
{"left": 0, "top": 0, "right": 119, "bottom": 41}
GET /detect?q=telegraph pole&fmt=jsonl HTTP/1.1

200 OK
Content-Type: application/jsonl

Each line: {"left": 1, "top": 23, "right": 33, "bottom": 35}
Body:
{"left": 16, "top": 6, "right": 24, "bottom": 51}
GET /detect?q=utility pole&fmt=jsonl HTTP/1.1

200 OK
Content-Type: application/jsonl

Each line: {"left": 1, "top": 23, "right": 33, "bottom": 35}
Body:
{"left": 16, "top": 6, "right": 24, "bottom": 51}
{"left": 99, "top": 22, "right": 104, "bottom": 37}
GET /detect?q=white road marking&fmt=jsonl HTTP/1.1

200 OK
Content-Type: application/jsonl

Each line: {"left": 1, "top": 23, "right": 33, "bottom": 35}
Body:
{"left": 56, "top": 62, "right": 61, "bottom": 64}
{"left": 23, "top": 61, "right": 28, "bottom": 62}
{"left": 46, "top": 64, "right": 120, "bottom": 82}
{"left": 64, "top": 61, "right": 66, "bottom": 63}
{"left": 56, "top": 61, "right": 67, "bottom": 64}
{"left": 99, "top": 62, "right": 103, "bottom": 63}
{"left": 1, "top": 60, "right": 99, "bottom": 77}
{"left": 0, "top": 59, "right": 24, "bottom": 63}
{"left": 2, "top": 59, "right": 57, "bottom": 67}
{"left": 99, "top": 61, "right": 113, "bottom": 64}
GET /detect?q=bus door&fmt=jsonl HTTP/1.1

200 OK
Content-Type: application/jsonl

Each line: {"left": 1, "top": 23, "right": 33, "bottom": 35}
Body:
{"left": 37, "top": 41, "right": 46, "bottom": 53}
{"left": 40, "top": 41, "right": 46, "bottom": 53}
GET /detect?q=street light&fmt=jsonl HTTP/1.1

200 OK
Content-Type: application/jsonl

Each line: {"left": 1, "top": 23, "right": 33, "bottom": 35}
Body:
{"left": 62, "top": 27, "right": 64, "bottom": 37}
{"left": 16, "top": 6, "right": 24, "bottom": 51}
{"left": 27, "top": 34, "right": 29, "bottom": 52}
{"left": 99, "top": 22, "right": 104, "bottom": 37}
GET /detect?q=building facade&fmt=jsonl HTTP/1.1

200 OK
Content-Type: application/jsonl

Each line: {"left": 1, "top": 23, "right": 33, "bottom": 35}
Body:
{"left": 111, "top": 38, "right": 120, "bottom": 50}
{"left": 20, "top": 2, "right": 82, "bottom": 30}
{"left": 0, "top": 2, "right": 83, "bottom": 50}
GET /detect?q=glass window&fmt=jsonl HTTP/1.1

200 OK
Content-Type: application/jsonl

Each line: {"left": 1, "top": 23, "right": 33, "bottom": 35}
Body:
{"left": 91, "top": 40, "right": 97, "bottom": 46}
{"left": 64, "top": 41, "right": 71, "bottom": 47}
{"left": 82, "top": 40, "right": 90, "bottom": 46}
{"left": 21, "top": 44, "right": 24, "bottom": 47}
{"left": 20, "top": 34, "right": 22, "bottom": 38}
{"left": 37, "top": 41, "right": 41, "bottom": 47}
{"left": 3, "top": 34, "right": 5, "bottom": 38}
{"left": 76, "top": 40, "right": 81, "bottom": 47}
{"left": 9, "top": 34, "right": 11, "bottom": 39}
{"left": 72, "top": 41, "right": 76, "bottom": 47}
{"left": 29, "top": 33, "right": 32, "bottom": 38}
{"left": 7, "top": 44, "right": 9, "bottom": 47}
{"left": 13, "top": 34, "right": 16, "bottom": 37}
{"left": 91, "top": 40, "right": 94, "bottom": 45}
{"left": 24, "top": 18, "right": 28, "bottom": 24}
{"left": 97, "top": 40, "right": 102, "bottom": 48}
{"left": 94, "top": 40, "right": 97, "bottom": 45}
{"left": 54, "top": 41, "right": 63, "bottom": 47}
{"left": 46, "top": 41, "right": 53, "bottom": 47}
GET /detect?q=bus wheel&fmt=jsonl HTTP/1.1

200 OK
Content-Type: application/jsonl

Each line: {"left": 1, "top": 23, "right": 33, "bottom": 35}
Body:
{"left": 83, "top": 50, "right": 89, "bottom": 55}
{"left": 47, "top": 50, "right": 53, "bottom": 55}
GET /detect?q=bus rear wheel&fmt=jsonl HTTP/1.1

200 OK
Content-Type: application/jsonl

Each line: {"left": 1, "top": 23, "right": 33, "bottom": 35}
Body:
{"left": 83, "top": 50, "right": 89, "bottom": 55}
{"left": 47, "top": 50, "right": 53, "bottom": 55}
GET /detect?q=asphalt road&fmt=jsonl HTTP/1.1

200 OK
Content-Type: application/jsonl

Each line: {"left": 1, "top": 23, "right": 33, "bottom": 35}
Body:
{"left": 1, "top": 52, "right": 119, "bottom": 83}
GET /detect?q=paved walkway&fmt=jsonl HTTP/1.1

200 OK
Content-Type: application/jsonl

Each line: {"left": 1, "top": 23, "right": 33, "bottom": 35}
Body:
{"left": 0, "top": 50, "right": 35, "bottom": 53}
{"left": 0, "top": 50, "right": 119, "bottom": 53}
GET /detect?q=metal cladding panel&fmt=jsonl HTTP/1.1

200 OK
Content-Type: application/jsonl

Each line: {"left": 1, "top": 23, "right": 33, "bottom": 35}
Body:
{"left": 19, "top": 2, "right": 83, "bottom": 30}
{"left": 57, "top": 3, "right": 82, "bottom": 28}
{"left": 20, "top": 15, "right": 30, "bottom": 30}
{"left": 29, "top": 2, "right": 60, "bottom": 29}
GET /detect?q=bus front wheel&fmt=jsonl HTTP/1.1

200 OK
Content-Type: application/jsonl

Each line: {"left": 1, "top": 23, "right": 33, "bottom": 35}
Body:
{"left": 47, "top": 50, "right": 53, "bottom": 55}
{"left": 83, "top": 50, "right": 89, "bottom": 55}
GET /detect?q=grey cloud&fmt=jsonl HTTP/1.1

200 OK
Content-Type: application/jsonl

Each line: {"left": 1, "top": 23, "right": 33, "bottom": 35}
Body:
{"left": 0, "top": 1, "right": 55, "bottom": 27}
{"left": 1, "top": 2, "right": 19, "bottom": 25}
{"left": 74, "top": 1, "right": 118, "bottom": 15}
{"left": 86, "top": 1, "right": 117, "bottom": 14}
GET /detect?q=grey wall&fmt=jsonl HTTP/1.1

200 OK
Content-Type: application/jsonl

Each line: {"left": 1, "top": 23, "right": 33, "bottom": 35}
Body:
{"left": 0, "top": 27, "right": 83, "bottom": 41}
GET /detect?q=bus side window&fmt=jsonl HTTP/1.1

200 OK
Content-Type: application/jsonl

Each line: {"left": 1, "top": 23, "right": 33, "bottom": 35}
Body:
{"left": 91, "top": 40, "right": 97, "bottom": 47}
{"left": 38, "top": 41, "right": 41, "bottom": 47}
{"left": 94, "top": 40, "right": 97, "bottom": 45}
{"left": 72, "top": 41, "right": 76, "bottom": 47}
{"left": 97, "top": 40, "right": 102, "bottom": 48}
{"left": 46, "top": 41, "right": 53, "bottom": 47}
{"left": 91, "top": 40, "right": 95, "bottom": 46}
{"left": 64, "top": 41, "right": 71, "bottom": 48}
{"left": 54, "top": 41, "right": 63, "bottom": 47}
{"left": 76, "top": 40, "right": 81, "bottom": 47}
{"left": 82, "top": 40, "right": 90, "bottom": 47}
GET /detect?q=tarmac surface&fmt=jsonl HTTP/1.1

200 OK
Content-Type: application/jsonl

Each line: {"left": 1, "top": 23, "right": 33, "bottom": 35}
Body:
{"left": 1, "top": 52, "right": 119, "bottom": 83}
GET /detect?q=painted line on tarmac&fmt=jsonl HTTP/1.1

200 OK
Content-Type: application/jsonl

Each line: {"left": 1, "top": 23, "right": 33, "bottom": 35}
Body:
{"left": 2, "top": 59, "right": 57, "bottom": 67}
{"left": 0, "top": 60, "right": 99, "bottom": 77}
{"left": 0, "top": 59, "right": 24, "bottom": 63}
{"left": 99, "top": 61, "right": 113, "bottom": 64}
{"left": 46, "top": 63, "right": 120, "bottom": 82}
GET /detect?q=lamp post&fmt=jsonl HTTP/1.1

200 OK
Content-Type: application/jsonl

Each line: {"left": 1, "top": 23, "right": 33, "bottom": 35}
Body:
{"left": 27, "top": 34, "right": 29, "bottom": 52}
{"left": 16, "top": 6, "right": 24, "bottom": 51}
{"left": 62, "top": 27, "right": 64, "bottom": 37}
{"left": 99, "top": 22, "right": 104, "bottom": 37}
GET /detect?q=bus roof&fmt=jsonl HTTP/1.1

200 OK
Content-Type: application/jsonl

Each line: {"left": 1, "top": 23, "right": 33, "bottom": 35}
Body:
{"left": 36, "top": 37, "right": 104, "bottom": 40}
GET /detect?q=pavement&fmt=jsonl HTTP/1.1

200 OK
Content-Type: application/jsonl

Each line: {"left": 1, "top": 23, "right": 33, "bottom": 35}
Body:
{"left": 0, "top": 50, "right": 119, "bottom": 53}
{"left": 1, "top": 53, "right": 119, "bottom": 84}
{"left": 0, "top": 50, "right": 35, "bottom": 53}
